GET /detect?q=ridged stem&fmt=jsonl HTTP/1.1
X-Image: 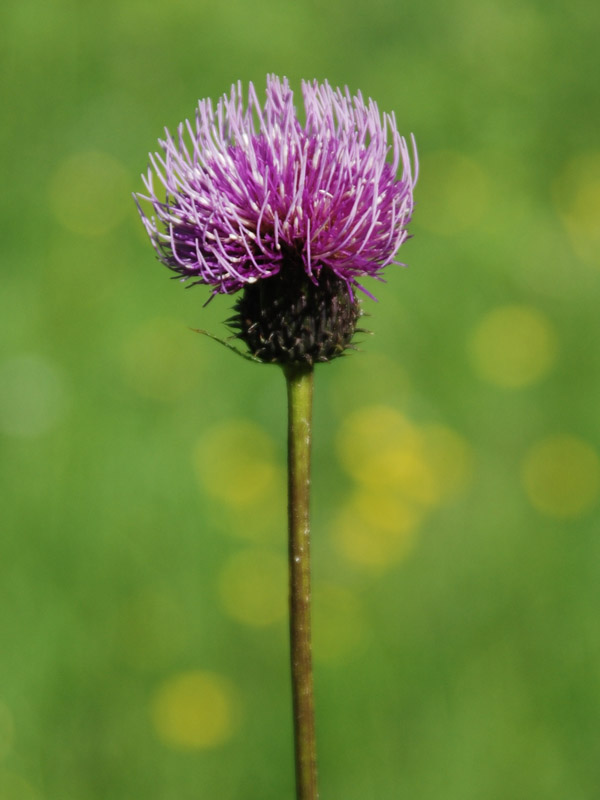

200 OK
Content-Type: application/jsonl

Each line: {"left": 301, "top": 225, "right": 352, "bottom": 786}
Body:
{"left": 284, "top": 364, "right": 318, "bottom": 800}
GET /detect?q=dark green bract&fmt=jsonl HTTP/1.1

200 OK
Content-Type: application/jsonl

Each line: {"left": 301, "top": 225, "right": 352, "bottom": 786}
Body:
{"left": 229, "top": 263, "right": 362, "bottom": 365}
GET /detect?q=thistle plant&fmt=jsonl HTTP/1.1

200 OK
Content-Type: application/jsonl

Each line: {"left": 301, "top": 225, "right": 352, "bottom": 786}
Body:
{"left": 135, "top": 75, "right": 417, "bottom": 800}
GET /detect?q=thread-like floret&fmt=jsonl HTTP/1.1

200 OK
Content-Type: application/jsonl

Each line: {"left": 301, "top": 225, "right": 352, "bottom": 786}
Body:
{"left": 135, "top": 75, "right": 417, "bottom": 298}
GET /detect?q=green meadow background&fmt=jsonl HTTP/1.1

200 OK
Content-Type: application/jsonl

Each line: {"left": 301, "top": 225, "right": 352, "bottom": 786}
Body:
{"left": 2, "top": 0, "right": 600, "bottom": 797}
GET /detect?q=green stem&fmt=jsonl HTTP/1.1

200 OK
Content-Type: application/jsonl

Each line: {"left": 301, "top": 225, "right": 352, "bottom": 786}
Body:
{"left": 284, "top": 364, "right": 318, "bottom": 800}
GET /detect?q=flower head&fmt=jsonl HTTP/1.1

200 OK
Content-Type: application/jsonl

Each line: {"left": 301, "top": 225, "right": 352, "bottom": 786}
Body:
{"left": 135, "top": 75, "right": 417, "bottom": 299}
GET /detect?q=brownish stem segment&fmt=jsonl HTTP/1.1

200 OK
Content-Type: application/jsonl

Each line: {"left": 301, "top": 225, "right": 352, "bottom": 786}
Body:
{"left": 284, "top": 364, "right": 318, "bottom": 800}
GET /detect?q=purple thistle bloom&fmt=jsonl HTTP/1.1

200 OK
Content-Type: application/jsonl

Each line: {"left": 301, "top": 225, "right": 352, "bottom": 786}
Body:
{"left": 135, "top": 75, "right": 417, "bottom": 299}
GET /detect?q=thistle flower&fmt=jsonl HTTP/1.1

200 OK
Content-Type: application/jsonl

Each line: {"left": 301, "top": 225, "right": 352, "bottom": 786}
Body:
{"left": 134, "top": 77, "right": 419, "bottom": 800}
{"left": 135, "top": 75, "right": 417, "bottom": 363}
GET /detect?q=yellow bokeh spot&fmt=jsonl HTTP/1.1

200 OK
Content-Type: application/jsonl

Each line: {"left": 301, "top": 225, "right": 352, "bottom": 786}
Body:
{"left": 469, "top": 305, "right": 557, "bottom": 388}
{"left": 337, "top": 406, "right": 438, "bottom": 505}
{"left": 522, "top": 435, "right": 600, "bottom": 518}
{"left": 351, "top": 486, "right": 419, "bottom": 533}
{"left": 221, "top": 469, "right": 286, "bottom": 544}
{"left": 121, "top": 317, "right": 202, "bottom": 401}
{"left": 554, "top": 152, "right": 600, "bottom": 267}
{"left": 48, "top": 150, "right": 130, "bottom": 236}
{"left": 331, "top": 492, "right": 420, "bottom": 570}
{"left": 0, "top": 701, "right": 14, "bottom": 761}
{"left": 420, "top": 424, "right": 473, "bottom": 501}
{"left": 218, "top": 549, "right": 286, "bottom": 626}
{"left": 417, "top": 150, "right": 489, "bottom": 235}
{"left": 328, "top": 353, "right": 411, "bottom": 416}
{"left": 194, "top": 420, "right": 280, "bottom": 506}
{"left": 312, "top": 583, "right": 367, "bottom": 664}
{"left": 151, "top": 671, "right": 238, "bottom": 750}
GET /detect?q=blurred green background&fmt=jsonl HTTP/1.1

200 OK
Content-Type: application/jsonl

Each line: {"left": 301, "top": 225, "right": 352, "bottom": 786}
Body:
{"left": 2, "top": 0, "right": 600, "bottom": 797}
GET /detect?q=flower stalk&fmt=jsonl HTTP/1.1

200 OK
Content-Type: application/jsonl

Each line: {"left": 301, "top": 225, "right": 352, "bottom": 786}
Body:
{"left": 285, "top": 364, "right": 318, "bottom": 800}
{"left": 135, "top": 76, "right": 417, "bottom": 797}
